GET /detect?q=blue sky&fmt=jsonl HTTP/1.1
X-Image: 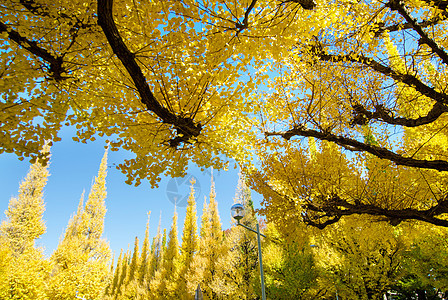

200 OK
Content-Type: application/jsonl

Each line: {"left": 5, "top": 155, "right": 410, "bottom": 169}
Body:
{"left": 0, "top": 127, "right": 262, "bottom": 257}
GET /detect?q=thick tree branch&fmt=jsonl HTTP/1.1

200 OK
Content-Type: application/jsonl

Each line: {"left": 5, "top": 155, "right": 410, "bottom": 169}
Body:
{"left": 311, "top": 46, "right": 448, "bottom": 104}
{"left": 374, "top": 16, "right": 447, "bottom": 36}
{"left": 19, "top": 0, "right": 52, "bottom": 17}
{"left": 387, "top": 0, "right": 448, "bottom": 66}
{"left": 0, "top": 21, "right": 65, "bottom": 81}
{"left": 97, "top": 0, "right": 202, "bottom": 147}
{"left": 281, "top": 0, "right": 316, "bottom": 10}
{"left": 303, "top": 194, "right": 448, "bottom": 228}
{"left": 302, "top": 211, "right": 341, "bottom": 229}
{"left": 235, "top": 0, "right": 258, "bottom": 31}
{"left": 266, "top": 125, "right": 448, "bottom": 171}
{"left": 421, "top": 0, "right": 448, "bottom": 12}
{"left": 350, "top": 102, "right": 448, "bottom": 127}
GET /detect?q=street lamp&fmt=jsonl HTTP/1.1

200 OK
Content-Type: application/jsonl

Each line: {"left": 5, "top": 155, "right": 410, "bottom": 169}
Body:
{"left": 230, "top": 203, "right": 244, "bottom": 221}
{"left": 230, "top": 203, "right": 266, "bottom": 300}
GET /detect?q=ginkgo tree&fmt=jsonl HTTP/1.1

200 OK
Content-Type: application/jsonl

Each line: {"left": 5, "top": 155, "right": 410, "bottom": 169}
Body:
{"left": 246, "top": 0, "right": 448, "bottom": 228}
{"left": 0, "top": 145, "right": 51, "bottom": 300}
{"left": 0, "top": 0, "right": 253, "bottom": 187}
{"left": 2, "top": 0, "right": 448, "bottom": 226}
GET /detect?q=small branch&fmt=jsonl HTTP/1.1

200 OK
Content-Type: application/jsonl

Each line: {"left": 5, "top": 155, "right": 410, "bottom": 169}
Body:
{"left": 302, "top": 212, "right": 341, "bottom": 229}
{"left": 18, "top": 0, "right": 95, "bottom": 59}
{"left": 19, "top": 0, "right": 51, "bottom": 17}
{"left": 266, "top": 126, "right": 448, "bottom": 171}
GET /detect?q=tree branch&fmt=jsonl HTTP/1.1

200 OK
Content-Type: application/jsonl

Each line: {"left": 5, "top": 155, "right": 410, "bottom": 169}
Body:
{"left": 0, "top": 21, "right": 65, "bottom": 81}
{"left": 265, "top": 125, "right": 448, "bottom": 171}
{"left": 234, "top": 0, "right": 258, "bottom": 34}
{"left": 310, "top": 46, "right": 448, "bottom": 104}
{"left": 421, "top": 0, "right": 448, "bottom": 12}
{"left": 303, "top": 194, "right": 448, "bottom": 228}
{"left": 387, "top": 0, "right": 448, "bottom": 66}
{"left": 19, "top": 0, "right": 51, "bottom": 17}
{"left": 281, "top": 0, "right": 316, "bottom": 10}
{"left": 350, "top": 102, "right": 448, "bottom": 127}
{"left": 243, "top": 0, "right": 257, "bottom": 27}
{"left": 17, "top": 0, "right": 95, "bottom": 60}
{"left": 97, "top": 0, "right": 202, "bottom": 147}
{"left": 374, "top": 16, "right": 447, "bottom": 36}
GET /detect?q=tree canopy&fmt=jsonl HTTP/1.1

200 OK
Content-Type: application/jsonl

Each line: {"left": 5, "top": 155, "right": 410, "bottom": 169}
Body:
{"left": 2, "top": 0, "right": 448, "bottom": 226}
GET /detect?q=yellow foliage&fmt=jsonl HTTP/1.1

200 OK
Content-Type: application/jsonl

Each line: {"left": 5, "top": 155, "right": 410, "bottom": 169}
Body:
{"left": 0, "top": 248, "right": 50, "bottom": 300}
{"left": 313, "top": 216, "right": 405, "bottom": 299}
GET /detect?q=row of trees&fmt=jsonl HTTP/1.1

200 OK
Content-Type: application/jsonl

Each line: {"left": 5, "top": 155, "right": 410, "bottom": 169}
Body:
{"left": 1, "top": 147, "right": 448, "bottom": 299}
{"left": 106, "top": 178, "right": 448, "bottom": 299}
{"left": 104, "top": 174, "right": 263, "bottom": 300}
{"left": 2, "top": 147, "right": 448, "bottom": 299}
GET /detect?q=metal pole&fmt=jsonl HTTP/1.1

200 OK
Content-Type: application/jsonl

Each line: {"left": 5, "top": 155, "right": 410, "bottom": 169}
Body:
{"left": 237, "top": 222, "right": 266, "bottom": 238}
{"left": 256, "top": 223, "right": 266, "bottom": 300}
{"left": 195, "top": 284, "right": 203, "bottom": 300}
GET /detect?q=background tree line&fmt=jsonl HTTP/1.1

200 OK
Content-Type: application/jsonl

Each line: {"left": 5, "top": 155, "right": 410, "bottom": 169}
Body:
{"left": 1, "top": 150, "right": 448, "bottom": 300}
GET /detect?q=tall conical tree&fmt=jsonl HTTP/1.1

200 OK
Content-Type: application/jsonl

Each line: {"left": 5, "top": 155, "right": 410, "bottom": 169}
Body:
{"left": 109, "top": 249, "right": 123, "bottom": 297}
{"left": 179, "top": 179, "right": 199, "bottom": 297}
{"left": 116, "top": 250, "right": 130, "bottom": 298}
{"left": 150, "top": 210, "right": 180, "bottom": 299}
{"left": 119, "top": 240, "right": 146, "bottom": 300}
{"left": 164, "top": 210, "right": 181, "bottom": 296}
{"left": 181, "top": 180, "right": 199, "bottom": 266}
{"left": 48, "top": 148, "right": 111, "bottom": 300}
{"left": 209, "top": 173, "right": 223, "bottom": 246}
{"left": 64, "top": 191, "right": 85, "bottom": 239}
{"left": 187, "top": 197, "right": 210, "bottom": 292}
{"left": 126, "top": 236, "right": 140, "bottom": 285}
{"left": 1, "top": 146, "right": 50, "bottom": 254}
{"left": 161, "top": 228, "right": 167, "bottom": 257}
{"left": 234, "top": 171, "right": 255, "bottom": 218}
{"left": 0, "top": 145, "right": 51, "bottom": 300}
{"left": 138, "top": 211, "right": 151, "bottom": 284}
{"left": 79, "top": 148, "right": 108, "bottom": 245}
{"left": 211, "top": 171, "right": 259, "bottom": 299}
{"left": 189, "top": 173, "right": 225, "bottom": 299}
{"left": 147, "top": 212, "right": 163, "bottom": 282}
{"left": 104, "top": 252, "right": 115, "bottom": 297}
{"left": 199, "top": 196, "right": 211, "bottom": 242}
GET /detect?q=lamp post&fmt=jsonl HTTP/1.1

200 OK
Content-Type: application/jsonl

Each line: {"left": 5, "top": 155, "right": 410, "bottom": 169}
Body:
{"left": 231, "top": 203, "right": 266, "bottom": 300}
